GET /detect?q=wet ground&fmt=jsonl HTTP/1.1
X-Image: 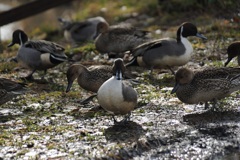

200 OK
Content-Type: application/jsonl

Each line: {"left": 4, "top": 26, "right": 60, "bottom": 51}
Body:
{"left": 1, "top": 2, "right": 240, "bottom": 159}
{"left": 0, "top": 62, "right": 240, "bottom": 159}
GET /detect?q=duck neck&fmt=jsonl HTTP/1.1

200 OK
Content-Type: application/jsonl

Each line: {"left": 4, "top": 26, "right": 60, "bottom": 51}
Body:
{"left": 176, "top": 26, "right": 183, "bottom": 43}
{"left": 19, "top": 32, "right": 28, "bottom": 46}
{"left": 114, "top": 70, "right": 123, "bottom": 80}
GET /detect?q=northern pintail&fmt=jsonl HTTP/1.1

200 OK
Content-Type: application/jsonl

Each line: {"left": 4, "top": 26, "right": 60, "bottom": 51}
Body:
{"left": 171, "top": 67, "right": 240, "bottom": 109}
{"left": 0, "top": 78, "right": 27, "bottom": 105}
{"left": 8, "top": 29, "right": 69, "bottom": 80}
{"left": 58, "top": 16, "right": 107, "bottom": 44}
{"left": 97, "top": 58, "right": 138, "bottom": 123}
{"left": 126, "top": 22, "right": 207, "bottom": 74}
{"left": 95, "top": 21, "right": 150, "bottom": 58}
{"left": 225, "top": 41, "right": 240, "bottom": 66}
{"left": 66, "top": 64, "right": 112, "bottom": 93}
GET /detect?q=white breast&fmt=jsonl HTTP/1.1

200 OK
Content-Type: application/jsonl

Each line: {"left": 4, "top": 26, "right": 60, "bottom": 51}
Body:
{"left": 40, "top": 53, "right": 53, "bottom": 67}
{"left": 98, "top": 76, "right": 138, "bottom": 115}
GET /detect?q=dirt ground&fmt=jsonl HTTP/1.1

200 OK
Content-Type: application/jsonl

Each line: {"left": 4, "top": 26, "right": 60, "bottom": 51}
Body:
{"left": 1, "top": 2, "right": 240, "bottom": 159}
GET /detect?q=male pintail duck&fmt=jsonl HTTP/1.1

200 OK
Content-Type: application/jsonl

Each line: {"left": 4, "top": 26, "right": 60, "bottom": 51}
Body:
{"left": 8, "top": 29, "right": 69, "bottom": 80}
{"left": 58, "top": 16, "right": 107, "bottom": 44}
{"left": 126, "top": 22, "right": 207, "bottom": 74}
{"left": 0, "top": 78, "right": 27, "bottom": 105}
{"left": 171, "top": 67, "right": 240, "bottom": 109}
{"left": 97, "top": 58, "right": 138, "bottom": 123}
{"left": 95, "top": 21, "right": 150, "bottom": 58}
{"left": 225, "top": 41, "right": 240, "bottom": 66}
{"left": 66, "top": 64, "right": 112, "bottom": 93}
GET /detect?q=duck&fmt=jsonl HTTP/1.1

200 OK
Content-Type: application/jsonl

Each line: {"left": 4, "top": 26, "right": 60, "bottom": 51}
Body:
{"left": 97, "top": 58, "right": 138, "bottom": 123}
{"left": 224, "top": 41, "right": 240, "bottom": 66}
{"left": 94, "top": 21, "right": 150, "bottom": 58}
{"left": 8, "top": 29, "right": 69, "bottom": 80}
{"left": 0, "top": 78, "right": 27, "bottom": 105}
{"left": 66, "top": 64, "right": 112, "bottom": 93}
{"left": 58, "top": 16, "right": 107, "bottom": 44}
{"left": 126, "top": 22, "right": 207, "bottom": 74}
{"left": 171, "top": 67, "right": 240, "bottom": 109}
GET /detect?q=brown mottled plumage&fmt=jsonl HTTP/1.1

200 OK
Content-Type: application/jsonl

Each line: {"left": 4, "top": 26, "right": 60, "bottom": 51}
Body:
{"left": 171, "top": 67, "right": 240, "bottom": 108}
{"left": 66, "top": 64, "right": 112, "bottom": 93}
{"left": 0, "top": 78, "right": 26, "bottom": 105}
{"left": 95, "top": 21, "right": 150, "bottom": 57}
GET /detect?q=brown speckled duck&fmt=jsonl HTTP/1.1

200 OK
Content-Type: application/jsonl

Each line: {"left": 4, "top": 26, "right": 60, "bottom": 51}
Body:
{"left": 0, "top": 78, "right": 27, "bottom": 105}
{"left": 95, "top": 21, "right": 150, "bottom": 58}
{"left": 171, "top": 67, "right": 240, "bottom": 109}
{"left": 97, "top": 58, "right": 138, "bottom": 123}
{"left": 66, "top": 64, "right": 112, "bottom": 93}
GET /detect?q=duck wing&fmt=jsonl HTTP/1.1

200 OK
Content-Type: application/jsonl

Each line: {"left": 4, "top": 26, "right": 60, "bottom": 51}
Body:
{"left": 24, "top": 40, "right": 65, "bottom": 55}
{"left": 194, "top": 67, "right": 240, "bottom": 80}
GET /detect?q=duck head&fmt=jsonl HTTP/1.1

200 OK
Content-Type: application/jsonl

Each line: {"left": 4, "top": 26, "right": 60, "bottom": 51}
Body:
{"left": 171, "top": 68, "right": 194, "bottom": 94}
{"left": 8, "top": 29, "right": 28, "bottom": 47}
{"left": 66, "top": 64, "right": 86, "bottom": 92}
{"left": 94, "top": 21, "right": 109, "bottom": 39}
{"left": 225, "top": 41, "right": 240, "bottom": 66}
{"left": 112, "top": 58, "right": 126, "bottom": 80}
{"left": 177, "top": 22, "right": 207, "bottom": 42}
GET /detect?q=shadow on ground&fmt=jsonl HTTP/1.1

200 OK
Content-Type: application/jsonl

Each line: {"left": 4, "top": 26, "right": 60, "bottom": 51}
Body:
{"left": 104, "top": 121, "right": 145, "bottom": 142}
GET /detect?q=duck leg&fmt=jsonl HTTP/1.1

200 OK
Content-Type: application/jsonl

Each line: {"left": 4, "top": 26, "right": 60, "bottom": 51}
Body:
{"left": 24, "top": 69, "right": 36, "bottom": 81}
{"left": 167, "top": 66, "right": 175, "bottom": 75}
{"left": 123, "top": 112, "right": 131, "bottom": 122}
{"left": 204, "top": 102, "right": 209, "bottom": 110}
{"left": 41, "top": 69, "right": 47, "bottom": 80}
{"left": 79, "top": 94, "right": 97, "bottom": 105}
{"left": 112, "top": 115, "right": 118, "bottom": 124}
{"left": 211, "top": 98, "right": 218, "bottom": 110}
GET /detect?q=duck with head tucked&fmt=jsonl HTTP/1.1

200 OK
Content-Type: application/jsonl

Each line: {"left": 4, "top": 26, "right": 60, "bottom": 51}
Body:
{"left": 95, "top": 21, "right": 150, "bottom": 58}
{"left": 126, "top": 22, "right": 207, "bottom": 74}
{"left": 97, "top": 58, "right": 138, "bottom": 123}
{"left": 58, "top": 16, "right": 107, "bottom": 45}
{"left": 0, "top": 78, "right": 27, "bottom": 105}
{"left": 224, "top": 41, "right": 240, "bottom": 66}
{"left": 8, "top": 29, "right": 70, "bottom": 80}
{"left": 171, "top": 67, "right": 240, "bottom": 109}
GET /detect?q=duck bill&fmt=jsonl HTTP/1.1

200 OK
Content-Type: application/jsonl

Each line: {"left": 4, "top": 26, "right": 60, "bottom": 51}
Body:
{"left": 7, "top": 41, "right": 15, "bottom": 47}
{"left": 224, "top": 57, "right": 232, "bottom": 67}
{"left": 196, "top": 33, "right": 207, "bottom": 40}
{"left": 66, "top": 82, "right": 73, "bottom": 93}
{"left": 171, "top": 83, "right": 180, "bottom": 94}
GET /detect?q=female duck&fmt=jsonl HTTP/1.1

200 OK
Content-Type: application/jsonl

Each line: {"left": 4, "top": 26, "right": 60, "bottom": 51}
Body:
{"left": 66, "top": 64, "right": 112, "bottom": 93}
{"left": 127, "top": 22, "right": 207, "bottom": 74}
{"left": 171, "top": 67, "right": 240, "bottom": 109}
{"left": 0, "top": 78, "right": 27, "bottom": 105}
{"left": 97, "top": 58, "right": 138, "bottom": 123}
{"left": 8, "top": 29, "right": 69, "bottom": 80}
{"left": 95, "top": 21, "right": 150, "bottom": 58}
